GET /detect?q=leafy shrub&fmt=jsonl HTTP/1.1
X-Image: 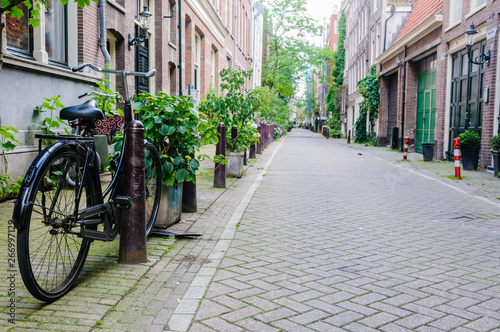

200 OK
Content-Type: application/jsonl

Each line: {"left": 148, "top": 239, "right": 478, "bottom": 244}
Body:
{"left": 458, "top": 130, "right": 481, "bottom": 148}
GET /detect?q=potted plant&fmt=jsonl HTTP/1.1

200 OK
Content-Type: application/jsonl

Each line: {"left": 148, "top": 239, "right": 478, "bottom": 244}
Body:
{"left": 458, "top": 130, "right": 481, "bottom": 170}
{"left": 135, "top": 92, "right": 201, "bottom": 228}
{"left": 199, "top": 68, "right": 258, "bottom": 178}
{"left": 491, "top": 134, "right": 500, "bottom": 177}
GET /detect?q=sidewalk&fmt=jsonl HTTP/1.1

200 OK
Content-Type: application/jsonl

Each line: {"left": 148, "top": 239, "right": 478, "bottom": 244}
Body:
{"left": 334, "top": 138, "right": 500, "bottom": 206}
{"left": 0, "top": 141, "right": 280, "bottom": 331}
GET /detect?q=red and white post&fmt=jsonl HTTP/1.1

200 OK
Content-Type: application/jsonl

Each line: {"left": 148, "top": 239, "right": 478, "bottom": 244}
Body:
{"left": 454, "top": 138, "right": 461, "bottom": 179}
{"left": 403, "top": 136, "right": 409, "bottom": 160}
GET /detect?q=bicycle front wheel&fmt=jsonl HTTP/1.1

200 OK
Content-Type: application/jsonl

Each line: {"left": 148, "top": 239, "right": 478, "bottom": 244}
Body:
{"left": 144, "top": 142, "right": 162, "bottom": 239}
{"left": 17, "top": 146, "right": 98, "bottom": 302}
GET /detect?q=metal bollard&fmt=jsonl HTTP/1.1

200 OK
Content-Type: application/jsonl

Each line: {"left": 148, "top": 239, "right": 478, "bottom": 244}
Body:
{"left": 256, "top": 124, "right": 262, "bottom": 154}
{"left": 403, "top": 136, "right": 409, "bottom": 160}
{"left": 243, "top": 149, "right": 247, "bottom": 165}
{"left": 326, "top": 127, "right": 329, "bottom": 139}
{"left": 249, "top": 143, "right": 256, "bottom": 159}
{"left": 347, "top": 130, "right": 351, "bottom": 144}
{"left": 119, "top": 120, "right": 147, "bottom": 264}
{"left": 454, "top": 138, "right": 461, "bottom": 179}
{"left": 182, "top": 153, "right": 197, "bottom": 213}
{"left": 214, "top": 123, "right": 226, "bottom": 188}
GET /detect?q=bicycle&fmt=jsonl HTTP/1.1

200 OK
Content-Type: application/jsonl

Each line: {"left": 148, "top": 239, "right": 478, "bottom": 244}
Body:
{"left": 12, "top": 63, "right": 162, "bottom": 302}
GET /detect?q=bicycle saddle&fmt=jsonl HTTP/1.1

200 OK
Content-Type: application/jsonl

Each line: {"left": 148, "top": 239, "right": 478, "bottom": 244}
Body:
{"left": 60, "top": 100, "right": 104, "bottom": 121}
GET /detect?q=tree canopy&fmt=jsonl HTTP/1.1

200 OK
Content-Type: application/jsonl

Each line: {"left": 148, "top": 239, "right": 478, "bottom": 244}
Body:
{"left": 262, "top": 0, "right": 323, "bottom": 100}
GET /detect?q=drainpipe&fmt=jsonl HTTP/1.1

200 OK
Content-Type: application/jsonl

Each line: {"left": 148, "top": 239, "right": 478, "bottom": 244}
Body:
{"left": 383, "top": 5, "right": 396, "bottom": 52}
{"left": 178, "top": 1, "right": 182, "bottom": 96}
{"left": 98, "top": 0, "right": 111, "bottom": 87}
{"left": 400, "top": 46, "right": 407, "bottom": 151}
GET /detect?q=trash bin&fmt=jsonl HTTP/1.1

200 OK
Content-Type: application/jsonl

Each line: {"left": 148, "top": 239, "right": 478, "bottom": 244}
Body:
{"left": 421, "top": 142, "right": 435, "bottom": 162}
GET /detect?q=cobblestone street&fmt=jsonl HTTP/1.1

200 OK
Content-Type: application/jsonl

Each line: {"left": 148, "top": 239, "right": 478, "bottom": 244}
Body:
{"left": 2, "top": 128, "right": 500, "bottom": 331}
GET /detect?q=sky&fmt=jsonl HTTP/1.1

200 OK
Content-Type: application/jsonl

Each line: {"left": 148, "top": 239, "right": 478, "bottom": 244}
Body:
{"left": 305, "top": 0, "right": 342, "bottom": 46}
{"left": 306, "top": 0, "right": 341, "bottom": 26}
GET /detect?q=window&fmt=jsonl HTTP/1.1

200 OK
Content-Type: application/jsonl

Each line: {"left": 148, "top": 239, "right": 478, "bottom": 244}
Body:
{"left": 5, "top": 3, "right": 32, "bottom": 56}
{"left": 211, "top": 49, "right": 216, "bottom": 86}
{"left": 470, "top": 0, "right": 486, "bottom": 11}
{"left": 194, "top": 33, "right": 201, "bottom": 90}
{"left": 45, "top": 0, "right": 67, "bottom": 64}
{"left": 449, "top": 0, "right": 462, "bottom": 25}
{"left": 6, "top": 1, "right": 74, "bottom": 66}
{"left": 169, "top": 2, "right": 177, "bottom": 43}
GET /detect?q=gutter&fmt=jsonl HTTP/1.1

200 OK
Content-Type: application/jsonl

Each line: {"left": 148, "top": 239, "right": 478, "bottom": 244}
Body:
{"left": 383, "top": 6, "right": 396, "bottom": 52}
{"left": 98, "top": 0, "right": 111, "bottom": 87}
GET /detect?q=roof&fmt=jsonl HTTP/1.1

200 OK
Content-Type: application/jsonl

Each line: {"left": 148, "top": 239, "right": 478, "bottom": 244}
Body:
{"left": 394, "top": 0, "right": 443, "bottom": 43}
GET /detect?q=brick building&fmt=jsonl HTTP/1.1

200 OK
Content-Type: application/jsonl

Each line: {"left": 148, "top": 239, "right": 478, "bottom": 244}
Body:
{"left": 342, "top": 0, "right": 415, "bottom": 139}
{"left": 375, "top": 0, "right": 500, "bottom": 168}
{"left": 440, "top": 0, "right": 500, "bottom": 168}
{"left": 377, "top": 0, "right": 443, "bottom": 155}
{"left": 0, "top": 0, "right": 262, "bottom": 180}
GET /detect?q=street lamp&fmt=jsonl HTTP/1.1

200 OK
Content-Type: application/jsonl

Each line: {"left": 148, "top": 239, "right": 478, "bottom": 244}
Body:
{"left": 464, "top": 23, "right": 490, "bottom": 66}
{"left": 128, "top": 6, "right": 152, "bottom": 50}
{"left": 296, "top": 30, "right": 304, "bottom": 39}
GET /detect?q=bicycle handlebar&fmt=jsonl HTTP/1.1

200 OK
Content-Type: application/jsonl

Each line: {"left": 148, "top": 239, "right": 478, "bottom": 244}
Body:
{"left": 78, "top": 91, "right": 123, "bottom": 102}
{"left": 72, "top": 63, "right": 156, "bottom": 79}
{"left": 73, "top": 63, "right": 156, "bottom": 101}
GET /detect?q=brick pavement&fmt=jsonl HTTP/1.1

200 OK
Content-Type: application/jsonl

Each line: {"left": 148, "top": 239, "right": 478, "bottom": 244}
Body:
{"left": 1, "top": 129, "right": 500, "bottom": 331}
{"left": 193, "top": 129, "right": 500, "bottom": 331}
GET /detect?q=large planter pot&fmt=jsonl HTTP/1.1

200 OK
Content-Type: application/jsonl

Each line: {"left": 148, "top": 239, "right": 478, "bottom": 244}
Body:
{"left": 460, "top": 146, "right": 480, "bottom": 170}
{"left": 492, "top": 150, "right": 500, "bottom": 178}
{"left": 421, "top": 142, "right": 435, "bottom": 162}
{"left": 227, "top": 151, "right": 244, "bottom": 178}
{"left": 155, "top": 183, "right": 183, "bottom": 229}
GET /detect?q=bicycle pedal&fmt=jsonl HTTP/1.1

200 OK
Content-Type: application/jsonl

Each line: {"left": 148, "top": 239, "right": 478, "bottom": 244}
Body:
{"left": 112, "top": 195, "right": 132, "bottom": 209}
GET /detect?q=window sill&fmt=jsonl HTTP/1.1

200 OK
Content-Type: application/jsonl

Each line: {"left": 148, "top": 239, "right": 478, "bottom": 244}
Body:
{"left": 107, "top": 0, "right": 126, "bottom": 14}
{"left": 2, "top": 54, "right": 98, "bottom": 84}
{"left": 445, "top": 20, "right": 460, "bottom": 33}
{"left": 465, "top": 3, "right": 486, "bottom": 19}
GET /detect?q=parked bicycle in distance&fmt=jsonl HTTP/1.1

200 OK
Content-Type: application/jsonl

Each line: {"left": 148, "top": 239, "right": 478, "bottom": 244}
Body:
{"left": 12, "top": 63, "right": 162, "bottom": 302}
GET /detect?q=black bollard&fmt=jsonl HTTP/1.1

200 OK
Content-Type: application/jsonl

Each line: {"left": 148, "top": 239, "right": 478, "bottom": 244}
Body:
{"left": 214, "top": 123, "right": 226, "bottom": 188}
{"left": 119, "top": 120, "right": 147, "bottom": 264}
{"left": 182, "top": 153, "right": 197, "bottom": 212}
{"left": 243, "top": 150, "right": 247, "bottom": 165}
{"left": 256, "top": 124, "right": 263, "bottom": 154}
{"left": 249, "top": 143, "right": 256, "bottom": 159}
{"left": 347, "top": 130, "right": 351, "bottom": 144}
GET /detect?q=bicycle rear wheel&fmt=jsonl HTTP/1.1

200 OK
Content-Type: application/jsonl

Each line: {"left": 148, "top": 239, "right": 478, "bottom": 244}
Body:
{"left": 17, "top": 147, "right": 98, "bottom": 302}
{"left": 144, "top": 142, "right": 162, "bottom": 238}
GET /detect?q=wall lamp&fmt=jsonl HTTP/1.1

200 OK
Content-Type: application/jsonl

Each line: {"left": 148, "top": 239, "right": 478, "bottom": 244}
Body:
{"left": 128, "top": 6, "right": 152, "bottom": 51}
{"left": 465, "top": 23, "right": 490, "bottom": 66}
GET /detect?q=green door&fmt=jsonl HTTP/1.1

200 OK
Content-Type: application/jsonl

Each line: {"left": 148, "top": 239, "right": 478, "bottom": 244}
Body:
{"left": 416, "top": 68, "right": 436, "bottom": 153}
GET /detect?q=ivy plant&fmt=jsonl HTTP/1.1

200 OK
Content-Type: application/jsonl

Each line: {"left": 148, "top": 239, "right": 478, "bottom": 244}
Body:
{"left": 355, "top": 65, "right": 380, "bottom": 144}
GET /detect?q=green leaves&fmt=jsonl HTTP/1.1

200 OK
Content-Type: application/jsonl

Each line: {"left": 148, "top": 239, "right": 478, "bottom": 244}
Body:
{"left": 136, "top": 92, "right": 201, "bottom": 186}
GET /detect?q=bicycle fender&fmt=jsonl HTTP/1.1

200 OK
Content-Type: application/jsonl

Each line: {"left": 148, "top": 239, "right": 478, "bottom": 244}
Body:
{"left": 12, "top": 141, "right": 73, "bottom": 230}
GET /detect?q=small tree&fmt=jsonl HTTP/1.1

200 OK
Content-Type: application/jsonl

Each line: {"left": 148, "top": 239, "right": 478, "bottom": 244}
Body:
{"left": 200, "top": 68, "right": 258, "bottom": 152}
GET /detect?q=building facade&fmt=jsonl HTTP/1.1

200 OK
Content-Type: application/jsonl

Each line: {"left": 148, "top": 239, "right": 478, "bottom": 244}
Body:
{"left": 0, "top": 0, "right": 262, "bottom": 180}
{"left": 342, "top": 0, "right": 415, "bottom": 139}
{"left": 374, "top": 0, "right": 500, "bottom": 169}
